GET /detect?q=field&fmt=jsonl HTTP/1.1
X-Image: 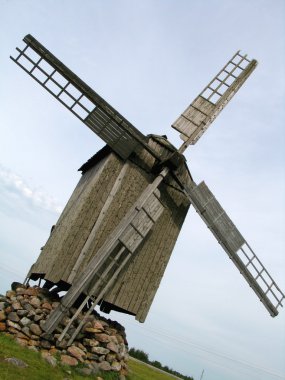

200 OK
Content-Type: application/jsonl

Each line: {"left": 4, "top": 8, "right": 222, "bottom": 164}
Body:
{"left": 0, "top": 334, "right": 179, "bottom": 380}
{"left": 128, "top": 358, "right": 181, "bottom": 379}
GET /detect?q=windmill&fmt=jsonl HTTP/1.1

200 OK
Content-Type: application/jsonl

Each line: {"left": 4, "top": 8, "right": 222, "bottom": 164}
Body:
{"left": 11, "top": 35, "right": 284, "bottom": 345}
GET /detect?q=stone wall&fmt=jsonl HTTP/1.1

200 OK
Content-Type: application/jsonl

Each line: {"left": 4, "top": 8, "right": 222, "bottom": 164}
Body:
{"left": 0, "top": 282, "right": 129, "bottom": 378}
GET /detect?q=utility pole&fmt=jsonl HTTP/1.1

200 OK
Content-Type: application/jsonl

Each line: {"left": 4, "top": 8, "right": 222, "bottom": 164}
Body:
{"left": 200, "top": 369, "right": 205, "bottom": 380}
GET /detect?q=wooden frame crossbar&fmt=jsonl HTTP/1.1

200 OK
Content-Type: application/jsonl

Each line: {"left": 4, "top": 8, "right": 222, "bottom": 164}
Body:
{"left": 200, "top": 51, "right": 251, "bottom": 104}
{"left": 238, "top": 243, "right": 284, "bottom": 309}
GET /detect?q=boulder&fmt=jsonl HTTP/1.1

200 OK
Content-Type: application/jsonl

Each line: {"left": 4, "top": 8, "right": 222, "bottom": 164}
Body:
{"left": 61, "top": 354, "right": 78, "bottom": 366}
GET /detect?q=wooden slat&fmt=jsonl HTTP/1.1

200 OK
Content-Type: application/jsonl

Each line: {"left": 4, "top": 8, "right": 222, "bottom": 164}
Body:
{"left": 106, "top": 184, "right": 189, "bottom": 318}
{"left": 11, "top": 34, "right": 162, "bottom": 161}
{"left": 184, "top": 180, "right": 284, "bottom": 317}
{"left": 172, "top": 52, "right": 257, "bottom": 147}
{"left": 68, "top": 162, "right": 130, "bottom": 283}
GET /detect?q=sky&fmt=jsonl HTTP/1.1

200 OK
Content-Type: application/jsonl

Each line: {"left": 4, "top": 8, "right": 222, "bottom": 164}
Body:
{"left": 0, "top": 1, "right": 284, "bottom": 379}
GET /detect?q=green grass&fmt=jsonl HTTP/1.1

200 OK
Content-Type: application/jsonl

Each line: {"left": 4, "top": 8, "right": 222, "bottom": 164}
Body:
{"left": 0, "top": 334, "right": 178, "bottom": 380}
{"left": 128, "top": 358, "right": 179, "bottom": 380}
{"left": 0, "top": 334, "right": 118, "bottom": 380}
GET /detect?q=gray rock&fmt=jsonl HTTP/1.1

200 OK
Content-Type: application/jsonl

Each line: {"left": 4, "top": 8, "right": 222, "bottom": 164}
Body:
{"left": 56, "top": 339, "right": 68, "bottom": 349}
{"left": 67, "top": 345, "right": 86, "bottom": 361}
{"left": 22, "top": 302, "right": 34, "bottom": 311}
{"left": 6, "top": 320, "right": 21, "bottom": 330}
{"left": 91, "top": 346, "right": 110, "bottom": 355}
{"left": 98, "top": 360, "right": 111, "bottom": 371}
{"left": 44, "top": 355, "right": 57, "bottom": 367}
{"left": 30, "top": 334, "right": 40, "bottom": 341}
{"left": 30, "top": 297, "right": 41, "bottom": 308}
{"left": 29, "top": 323, "right": 42, "bottom": 336}
{"left": 7, "top": 312, "right": 20, "bottom": 322}
{"left": 86, "top": 352, "right": 99, "bottom": 361}
{"left": 34, "top": 314, "right": 44, "bottom": 322}
{"left": 21, "top": 326, "right": 31, "bottom": 337}
{"left": 5, "top": 357, "right": 28, "bottom": 368}
{"left": 20, "top": 317, "right": 32, "bottom": 327}
{"left": 0, "top": 302, "right": 8, "bottom": 311}
{"left": 76, "top": 367, "right": 93, "bottom": 376}
{"left": 41, "top": 340, "right": 51, "bottom": 349}
{"left": 27, "top": 345, "right": 38, "bottom": 352}
{"left": 111, "top": 360, "right": 122, "bottom": 371}
{"left": 11, "top": 301, "right": 22, "bottom": 310}
{"left": 106, "top": 341, "right": 119, "bottom": 353}
{"left": 17, "top": 309, "right": 29, "bottom": 317}
{"left": 40, "top": 332, "right": 54, "bottom": 342}
{"left": 83, "top": 338, "right": 99, "bottom": 347}
{"left": 39, "top": 320, "right": 47, "bottom": 330}
{"left": 27, "top": 310, "right": 36, "bottom": 318}
{"left": 90, "top": 362, "right": 100, "bottom": 374}
{"left": 6, "top": 290, "right": 16, "bottom": 299}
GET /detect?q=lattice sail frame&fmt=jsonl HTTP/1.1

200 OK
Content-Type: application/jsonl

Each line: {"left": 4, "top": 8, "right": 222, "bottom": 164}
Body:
{"left": 172, "top": 51, "right": 257, "bottom": 145}
{"left": 185, "top": 181, "right": 284, "bottom": 316}
{"left": 10, "top": 35, "right": 159, "bottom": 161}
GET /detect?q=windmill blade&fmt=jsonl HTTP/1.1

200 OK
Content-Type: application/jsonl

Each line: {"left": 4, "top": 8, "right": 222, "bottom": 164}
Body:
{"left": 10, "top": 34, "right": 159, "bottom": 161}
{"left": 184, "top": 180, "right": 284, "bottom": 317}
{"left": 172, "top": 51, "right": 257, "bottom": 146}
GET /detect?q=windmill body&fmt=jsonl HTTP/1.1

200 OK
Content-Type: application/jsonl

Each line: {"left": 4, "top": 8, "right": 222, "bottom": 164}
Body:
{"left": 10, "top": 35, "right": 284, "bottom": 343}
{"left": 28, "top": 136, "right": 191, "bottom": 322}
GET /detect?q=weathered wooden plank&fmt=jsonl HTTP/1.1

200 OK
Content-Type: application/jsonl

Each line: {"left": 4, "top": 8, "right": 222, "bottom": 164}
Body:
{"left": 30, "top": 153, "right": 122, "bottom": 283}
{"left": 106, "top": 183, "right": 189, "bottom": 317}
{"left": 119, "top": 225, "right": 144, "bottom": 253}
{"left": 124, "top": 212, "right": 173, "bottom": 313}
{"left": 67, "top": 162, "right": 130, "bottom": 283}
{"left": 72, "top": 162, "right": 151, "bottom": 280}
{"left": 192, "top": 96, "right": 216, "bottom": 115}
{"left": 132, "top": 195, "right": 184, "bottom": 317}
{"left": 136, "top": 204, "right": 186, "bottom": 321}
{"left": 56, "top": 155, "right": 123, "bottom": 282}
{"left": 190, "top": 181, "right": 245, "bottom": 252}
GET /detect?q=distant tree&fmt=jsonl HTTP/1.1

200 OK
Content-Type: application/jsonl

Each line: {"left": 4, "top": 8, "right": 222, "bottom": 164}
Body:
{"left": 129, "top": 347, "right": 194, "bottom": 379}
{"left": 129, "top": 347, "right": 149, "bottom": 363}
{"left": 152, "top": 360, "right": 162, "bottom": 369}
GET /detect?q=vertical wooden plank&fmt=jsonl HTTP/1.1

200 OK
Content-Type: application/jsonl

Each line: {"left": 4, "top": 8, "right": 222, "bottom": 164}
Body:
{"left": 67, "top": 162, "right": 130, "bottom": 283}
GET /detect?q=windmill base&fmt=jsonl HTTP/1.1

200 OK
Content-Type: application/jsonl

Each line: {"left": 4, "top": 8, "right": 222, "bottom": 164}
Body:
{"left": 0, "top": 281, "right": 129, "bottom": 375}
{"left": 27, "top": 274, "right": 136, "bottom": 317}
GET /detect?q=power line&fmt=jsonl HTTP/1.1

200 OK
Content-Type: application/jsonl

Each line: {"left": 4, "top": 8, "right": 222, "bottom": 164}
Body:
{"left": 125, "top": 320, "right": 285, "bottom": 379}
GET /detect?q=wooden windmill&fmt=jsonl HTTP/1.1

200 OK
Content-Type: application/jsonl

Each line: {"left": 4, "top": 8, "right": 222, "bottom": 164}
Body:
{"left": 11, "top": 35, "right": 284, "bottom": 345}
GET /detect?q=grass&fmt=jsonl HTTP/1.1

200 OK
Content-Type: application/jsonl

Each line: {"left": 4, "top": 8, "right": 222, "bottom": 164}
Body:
{"left": 0, "top": 334, "right": 178, "bottom": 380}
{"left": 128, "top": 358, "right": 180, "bottom": 380}
{"left": 0, "top": 334, "right": 118, "bottom": 380}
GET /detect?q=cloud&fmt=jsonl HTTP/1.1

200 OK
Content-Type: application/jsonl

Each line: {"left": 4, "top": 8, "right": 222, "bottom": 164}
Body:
{"left": 0, "top": 164, "right": 63, "bottom": 214}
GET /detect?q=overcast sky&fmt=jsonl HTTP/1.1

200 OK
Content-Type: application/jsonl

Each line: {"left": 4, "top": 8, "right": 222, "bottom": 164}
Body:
{"left": 0, "top": 1, "right": 284, "bottom": 379}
